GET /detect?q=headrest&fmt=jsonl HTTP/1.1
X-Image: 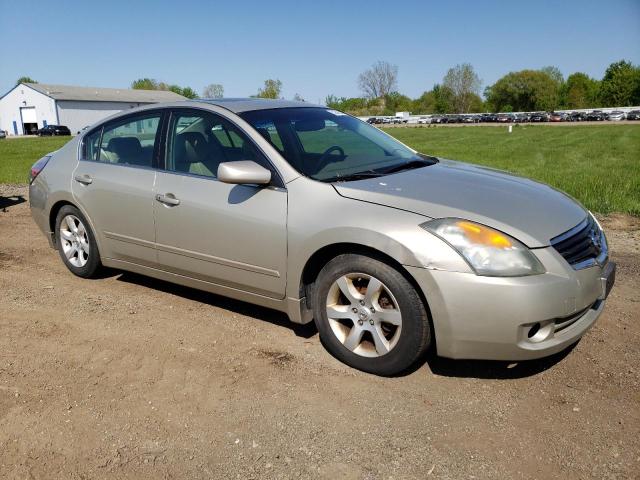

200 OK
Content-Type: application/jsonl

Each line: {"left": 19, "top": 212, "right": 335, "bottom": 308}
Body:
{"left": 175, "top": 132, "right": 208, "bottom": 164}
{"left": 107, "top": 137, "right": 142, "bottom": 156}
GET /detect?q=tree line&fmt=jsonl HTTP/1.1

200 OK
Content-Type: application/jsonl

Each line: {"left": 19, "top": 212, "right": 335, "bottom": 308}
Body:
{"left": 327, "top": 60, "right": 640, "bottom": 115}
{"left": 16, "top": 58, "right": 640, "bottom": 114}
{"left": 129, "top": 78, "right": 290, "bottom": 100}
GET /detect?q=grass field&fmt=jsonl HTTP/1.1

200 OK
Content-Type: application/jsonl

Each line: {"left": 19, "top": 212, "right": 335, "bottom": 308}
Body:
{"left": 0, "top": 137, "right": 71, "bottom": 184}
{"left": 1, "top": 125, "right": 639, "bottom": 214}
{"left": 384, "top": 125, "right": 640, "bottom": 215}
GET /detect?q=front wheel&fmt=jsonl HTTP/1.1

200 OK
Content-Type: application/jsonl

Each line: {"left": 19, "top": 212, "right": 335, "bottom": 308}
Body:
{"left": 312, "top": 254, "right": 432, "bottom": 376}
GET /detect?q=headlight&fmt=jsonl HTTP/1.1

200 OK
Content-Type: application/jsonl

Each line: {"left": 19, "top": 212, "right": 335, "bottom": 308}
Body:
{"left": 421, "top": 218, "right": 545, "bottom": 277}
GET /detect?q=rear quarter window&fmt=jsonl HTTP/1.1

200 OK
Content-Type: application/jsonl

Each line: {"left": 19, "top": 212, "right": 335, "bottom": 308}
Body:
{"left": 82, "top": 128, "right": 102, "bottom": 161}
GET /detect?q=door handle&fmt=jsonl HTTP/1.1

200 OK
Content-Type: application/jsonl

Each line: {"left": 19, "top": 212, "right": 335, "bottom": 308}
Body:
{"left": 156, "top": 193, "right": 180, "bottom": 206}
{"left": 74, "top": 174, "right": 93, "bottom": 185}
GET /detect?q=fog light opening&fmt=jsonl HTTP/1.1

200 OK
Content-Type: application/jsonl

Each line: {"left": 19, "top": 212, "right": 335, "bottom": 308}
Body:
{"left": 527, "top": 323, "right": 541, "bottom": 339}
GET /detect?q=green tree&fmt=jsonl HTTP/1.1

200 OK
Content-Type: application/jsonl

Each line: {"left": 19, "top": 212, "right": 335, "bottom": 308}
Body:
{"left": 382, "top": 91, "right": 413, "bottom": 114}
{"left": 202, "top": 83, "right": 224, "bottom": 98}
{"left": 467, "top": 93, "right": 485, "bottom": 112}
{"left": 324, "top": 95, "right": 369, "bottom": 114}
{"left": 598, "top": 60, "right": 640, "bottom": 107}
{"left": 173, "top": 86, "right": 197, "bottom": 99}
{"left": 16, "top": 76, "right": 37, "bottom": 85}
{"left": 561, "top": 73, "right": 600, "bottom": 109}
{"left": 130, "top": 78, "right": 195, "bottom": 98}
{"left": 257, "top": 79, "right": 283, "bottom": 99}
{"left": 442, "top": 63, "right": 482, "bottom": 113}
{"left": 131, "top": 78, "right": 159, "bottom": 90}
{"left": 540, "top": 66, "right": 564, "bottom": 84}
{"left": 432, "top": 84, "right": 455, "bottom": 113}
{"left": 412, "top": 90, "right": 437, "bottom": 114}
{"left": 325, "top": 94, "right": 342, "bottom": 109}
{"left": 485, "top": 70, "right": 561, "bottom": 111}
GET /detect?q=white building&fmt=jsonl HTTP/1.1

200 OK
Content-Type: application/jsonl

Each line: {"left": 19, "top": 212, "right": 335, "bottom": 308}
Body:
{"left": 0, "top": 83, "right": 185, "bottom": 135}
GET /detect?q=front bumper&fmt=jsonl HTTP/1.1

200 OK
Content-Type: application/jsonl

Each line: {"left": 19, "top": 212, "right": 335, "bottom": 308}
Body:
{"left": 406, "top": 246, "right": 615, "bottom": 361}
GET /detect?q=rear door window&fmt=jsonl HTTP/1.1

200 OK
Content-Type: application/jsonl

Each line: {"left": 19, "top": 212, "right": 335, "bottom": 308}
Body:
{"left": 94, "top": 113, "right": 162, "bottom": 167}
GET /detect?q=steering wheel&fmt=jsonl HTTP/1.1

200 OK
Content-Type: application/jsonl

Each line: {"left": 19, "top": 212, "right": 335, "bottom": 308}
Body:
{"left": 316, "top": 146, "right": 345, "bottom": 172}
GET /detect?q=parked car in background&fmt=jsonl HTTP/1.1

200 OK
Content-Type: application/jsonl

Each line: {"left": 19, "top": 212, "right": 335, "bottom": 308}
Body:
{"left": 480, "top": 113, "right": 497, "bottom": 122}
{"left": 28, "top": 98, "right": 615, "bottom": 376}
{"left": 496, "top": 113, "right": 514, "bottom": 123}
{"left": 37, "top": 125, "right": 71, "bottom": 136}
{"left": 568, "top": 112, "right": 586, "bottom": 122}
{"left": 431, "top": 115, "right": 446, "bottom": 124}
{"left": 530, "top": 112, "right": 549, "bottom": 122}
{"left": 586, "top": 110, "right": 606, "bottom": 121}
{"left": 513, "top": 113, "right": 528, "bottom": 123}
{"left": 417, "top": 116, "right": 432, "bottom": 124}
{"left": 626, "top": 110, "right": 640, "bottom": 120}
{"left": 606, "top": 111, "right": 625, "bottom": 121}
{"left": 0, "top": 129, "right": 7, "bottom": 139}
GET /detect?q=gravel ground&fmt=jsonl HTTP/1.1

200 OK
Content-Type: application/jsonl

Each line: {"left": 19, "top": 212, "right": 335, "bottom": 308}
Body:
{"left": 1, "top": 184, "right": 638, "bottom": 480}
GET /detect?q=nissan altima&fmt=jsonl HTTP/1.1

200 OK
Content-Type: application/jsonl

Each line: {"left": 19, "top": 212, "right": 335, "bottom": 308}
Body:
{"left": 29, "top": 99, "right": 615, "bottom": 375}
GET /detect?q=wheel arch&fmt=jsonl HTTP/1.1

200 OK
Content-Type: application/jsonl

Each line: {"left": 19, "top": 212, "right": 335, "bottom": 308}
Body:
{"left": 48, "top": 199, "right": 101, "bottom": 254}
{"left": 49, "top": 200, "right": 76, "bottom": 240}
{"left": 298, "top": 242, "right": 437, "bottom": 356}
{"left": 47, "top": 199, "right": 78, "bottom": 248}
{"left": 298, "top": 243, "right": 434, "bottom": 326}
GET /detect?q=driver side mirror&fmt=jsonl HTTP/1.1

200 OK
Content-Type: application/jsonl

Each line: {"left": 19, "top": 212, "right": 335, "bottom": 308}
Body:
{"left": 217, "top": 161, "right": 271, "bottom": 185}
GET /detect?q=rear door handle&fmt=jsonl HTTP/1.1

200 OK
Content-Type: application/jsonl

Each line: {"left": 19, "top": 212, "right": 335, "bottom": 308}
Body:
{"left": 156, "top": 193, "right": 180, "bottom": 206}
{"left": 74, "top": 174, "right": 93, "bottom": 185}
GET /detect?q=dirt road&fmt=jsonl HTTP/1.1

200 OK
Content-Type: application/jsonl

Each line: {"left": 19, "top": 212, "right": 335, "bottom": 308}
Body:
{"left": 1, "top": 184, "right": 638, "bottom": 479}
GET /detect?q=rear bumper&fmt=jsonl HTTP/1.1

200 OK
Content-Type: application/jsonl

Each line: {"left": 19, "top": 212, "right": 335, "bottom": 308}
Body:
{"left": 406, "top": 247, "right": 614, "bottom": 361}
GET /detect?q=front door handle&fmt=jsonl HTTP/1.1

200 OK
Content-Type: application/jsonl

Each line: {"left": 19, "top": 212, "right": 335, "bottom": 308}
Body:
{"left": 74, "top": 174, "right": 93, "bottom": 185}
{"left": 156, "top": 193, "right": 180, "bottom": 206}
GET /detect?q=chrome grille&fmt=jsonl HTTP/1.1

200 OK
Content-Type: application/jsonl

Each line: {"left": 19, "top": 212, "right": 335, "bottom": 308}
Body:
{"left": 550, "top": 216, "right": 605, "bottom": 269}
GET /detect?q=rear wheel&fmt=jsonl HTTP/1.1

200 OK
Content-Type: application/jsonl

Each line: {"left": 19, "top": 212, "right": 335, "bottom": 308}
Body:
{"left": 55, "top": 205, "right": 102, "bottom": 278}
{"left": 312, "top": 254, "right": 431, "bottom": 376}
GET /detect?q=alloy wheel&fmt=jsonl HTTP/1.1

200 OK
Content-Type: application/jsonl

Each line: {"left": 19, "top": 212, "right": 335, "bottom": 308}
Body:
{"left": 59, "top": 215, "right": 90, "bottom": 268}
{"left": 325, "top": 273, "right": 402, "bottom": 357}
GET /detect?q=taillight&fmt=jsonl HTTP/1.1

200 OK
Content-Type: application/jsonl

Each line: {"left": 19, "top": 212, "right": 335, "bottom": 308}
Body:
{"left": 29, "top": 155, "right": 51, "bottom": 184}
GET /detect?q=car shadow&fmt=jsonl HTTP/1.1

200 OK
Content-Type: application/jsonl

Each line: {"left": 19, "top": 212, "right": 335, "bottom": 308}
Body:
{"left": 227, "top": 184, "right": 261, "bottom": 205}
{"left": 114, "top": 271, "right": 317, "bottom": 339}
{"left": 0, "top": 194, "right": 26, "bottom": 211}
{"left": 107, "top": 270, "right": 577, "bottom": 378}
{"left": 418, "top": 342, "right": 578, "bottom": 379}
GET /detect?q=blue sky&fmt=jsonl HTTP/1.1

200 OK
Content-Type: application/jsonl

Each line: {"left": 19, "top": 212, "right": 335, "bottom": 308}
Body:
{"left": 1, "top": 0, "right": 639, "bottom": 102}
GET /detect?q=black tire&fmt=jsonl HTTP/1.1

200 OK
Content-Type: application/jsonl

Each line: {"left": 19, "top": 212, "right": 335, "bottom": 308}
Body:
{"left": 312, "top": 254, "right": 431, "bottom": 376}
{"left": 55, "top": 205, "right": 102, "bottom": 278}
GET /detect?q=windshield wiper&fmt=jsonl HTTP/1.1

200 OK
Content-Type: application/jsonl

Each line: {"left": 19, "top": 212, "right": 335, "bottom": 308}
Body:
{"left": 324, "top": 171, "right": 385, "bottom": 182}
{"left": 378, "top": 158, "right": 436, "bottom": 175}
{"left": 323, "top": 155, "right": 438, "bottom": 182}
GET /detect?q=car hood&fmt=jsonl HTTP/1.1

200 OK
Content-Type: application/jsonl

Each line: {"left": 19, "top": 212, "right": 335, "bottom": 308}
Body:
{"left": 334, "top": 159, "right": 588, "bottom": 247}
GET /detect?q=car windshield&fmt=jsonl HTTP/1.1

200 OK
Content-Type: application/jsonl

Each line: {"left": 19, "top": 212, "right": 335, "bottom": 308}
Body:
{"left": 240, "top": 107, "right": 435, "bottom": 182}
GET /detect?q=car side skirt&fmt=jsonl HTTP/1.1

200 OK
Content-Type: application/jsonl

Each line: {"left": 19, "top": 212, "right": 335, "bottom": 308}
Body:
{"left": 102, "top": 258, "right": 313, "bottom": 324}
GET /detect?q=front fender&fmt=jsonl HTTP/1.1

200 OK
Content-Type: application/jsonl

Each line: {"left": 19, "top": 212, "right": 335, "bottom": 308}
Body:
{"left": 285, "top": 178, "right": 472, "bottom": 299}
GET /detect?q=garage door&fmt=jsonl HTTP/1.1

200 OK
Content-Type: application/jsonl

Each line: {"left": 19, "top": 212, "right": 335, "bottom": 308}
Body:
{"left": 20, "top": 107, "right": 37, "bottom": 123}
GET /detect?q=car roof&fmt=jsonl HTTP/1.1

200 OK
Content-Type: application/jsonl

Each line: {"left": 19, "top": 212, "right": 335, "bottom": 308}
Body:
{"left": 194, "top": 98, "right": 323, "bottom": 113}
